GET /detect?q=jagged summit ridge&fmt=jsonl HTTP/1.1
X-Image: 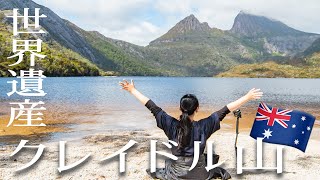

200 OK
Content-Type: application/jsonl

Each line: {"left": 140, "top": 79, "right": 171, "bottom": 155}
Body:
{"left": 230, "top": 11, "right": 311, "bottom": 37}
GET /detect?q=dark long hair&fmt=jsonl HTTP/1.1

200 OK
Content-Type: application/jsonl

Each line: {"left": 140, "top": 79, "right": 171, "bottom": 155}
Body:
{"left": 177, "top": 94, "right": 199, "bottom": 149}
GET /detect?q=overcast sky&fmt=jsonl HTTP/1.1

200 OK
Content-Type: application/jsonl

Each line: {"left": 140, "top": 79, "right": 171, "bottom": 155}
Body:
{"left": 33, "top": 0, "right": 320, "bottom": 46}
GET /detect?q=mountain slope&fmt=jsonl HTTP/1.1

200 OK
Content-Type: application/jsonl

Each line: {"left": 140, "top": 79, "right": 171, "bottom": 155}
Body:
{"left": 303, "top": 37, "right": 320, "bottom": 56}
{"left": 0, "top": 0, "right": 108, "bottom": 65}
{"left": 0, "top": 0, "right": 162, "bottom": 76}
{"left": 66, "top": 21, "right": 163, "bottom": 76}
{"left": 0, "top": 11, "right": 102, "bottom": 77}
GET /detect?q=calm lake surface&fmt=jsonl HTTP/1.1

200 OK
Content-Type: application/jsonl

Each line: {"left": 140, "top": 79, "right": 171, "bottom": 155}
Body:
{"left": 0, "top": 77, "right": 319, "bottom": 142}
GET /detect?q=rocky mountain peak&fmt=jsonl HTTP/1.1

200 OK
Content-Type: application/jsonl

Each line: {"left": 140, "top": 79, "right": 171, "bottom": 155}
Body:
{"left": 171, "top": 14, "right": 211, "bottom": 34}
{"left": 149, "top": 14, "right": 211, "bottom": 45}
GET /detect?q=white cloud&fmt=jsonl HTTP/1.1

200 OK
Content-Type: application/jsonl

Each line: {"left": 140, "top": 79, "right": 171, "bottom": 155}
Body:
{"left": 33, "top": 0, "right": 320, "bottom": 46}
{"left": 154, "top": 0, "right": 192, "bottom": 14}
{"left": 100, "top": 21, "right": 162, "bottom": 45}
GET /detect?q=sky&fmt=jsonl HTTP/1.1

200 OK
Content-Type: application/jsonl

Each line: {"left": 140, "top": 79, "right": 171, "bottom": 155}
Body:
{"left": 33, "top": 0, "right": 320, "bottom": 46}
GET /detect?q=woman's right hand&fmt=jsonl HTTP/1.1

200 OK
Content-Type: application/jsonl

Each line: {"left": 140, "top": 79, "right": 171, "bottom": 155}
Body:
{"left": 119, "top": 79, "right": 136, "bottom": 93}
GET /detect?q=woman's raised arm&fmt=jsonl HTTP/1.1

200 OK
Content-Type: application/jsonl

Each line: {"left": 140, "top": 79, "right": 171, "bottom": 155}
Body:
{"left": 227, "top": 88, "right": 263, "bottom": 112}
{"left": 119, "top": 79, "right": 150, "bottom": 105}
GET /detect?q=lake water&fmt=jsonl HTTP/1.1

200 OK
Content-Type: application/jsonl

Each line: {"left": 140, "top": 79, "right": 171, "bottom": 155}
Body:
{"left": 0, "top": 77, "right": 319, "bottom": 142}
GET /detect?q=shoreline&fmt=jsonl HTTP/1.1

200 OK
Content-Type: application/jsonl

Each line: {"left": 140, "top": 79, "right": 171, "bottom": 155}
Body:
{"left": 1, "top": 129, "right": 319, "bottom": 179}
{"left": 1, "top": 105, "right": 319, "bottom": 145}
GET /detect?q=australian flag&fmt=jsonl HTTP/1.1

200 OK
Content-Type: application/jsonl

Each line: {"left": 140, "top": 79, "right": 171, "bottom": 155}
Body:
{"left": 250, "top": 102, "right": 315, "bottom": 152}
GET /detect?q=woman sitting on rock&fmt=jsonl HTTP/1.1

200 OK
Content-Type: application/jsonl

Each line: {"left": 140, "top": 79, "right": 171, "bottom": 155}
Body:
{"left": 119, "top": 79, "right": 262, "bottom": 180}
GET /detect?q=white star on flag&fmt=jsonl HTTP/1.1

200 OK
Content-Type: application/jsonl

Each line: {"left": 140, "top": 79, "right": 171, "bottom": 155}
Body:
{"left": 292, "top": 124, "right": 296, "bottom": 128}
{"left": 294, "top": 139, "right": 299, "bottom": 145}
{"left": 302, "top": 131, "right": 305, "bottom": 134}
{"left": 262, "top": 129, "right": 273, "bottom": 139}
{"left": 301, "top": 116, "right": 306, "bottom": 121}
{"left": 307, "top": 126, "right": 311, "bottom": 131}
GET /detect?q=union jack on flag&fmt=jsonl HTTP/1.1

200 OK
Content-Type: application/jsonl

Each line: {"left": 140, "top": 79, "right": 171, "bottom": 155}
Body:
{"left": 255, "top": 102, "right": 292, "bottom": 128}
{"left": 250, "top": 102, "right": 315, "bottom": 152}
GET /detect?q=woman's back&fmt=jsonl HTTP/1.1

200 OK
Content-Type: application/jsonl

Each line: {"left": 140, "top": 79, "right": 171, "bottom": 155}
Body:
{"left": 145, "top": 100, "right": 230, "bottom": 156}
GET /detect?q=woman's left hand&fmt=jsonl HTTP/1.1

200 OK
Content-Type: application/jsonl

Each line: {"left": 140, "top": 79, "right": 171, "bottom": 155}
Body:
{"left": 119, "top": 79, "right": 135, "bottom": 93}
{"left": 245, "top": 88, "right": 263, "bottom": 100}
